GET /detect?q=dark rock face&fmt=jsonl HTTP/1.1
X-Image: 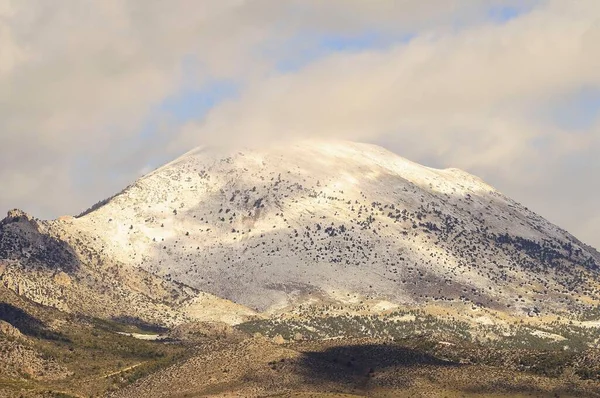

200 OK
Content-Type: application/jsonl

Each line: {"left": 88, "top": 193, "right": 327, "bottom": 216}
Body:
{"left": 0, "top": 210, "right": 80, "bottom": 272}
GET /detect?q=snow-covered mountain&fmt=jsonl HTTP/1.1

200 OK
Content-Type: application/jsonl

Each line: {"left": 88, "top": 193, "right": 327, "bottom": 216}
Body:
{"left": 2, "top": 140, "right": 599, "bottom": 322}
{"left": 48, "top": 140, "right": 598, "bottom": 315}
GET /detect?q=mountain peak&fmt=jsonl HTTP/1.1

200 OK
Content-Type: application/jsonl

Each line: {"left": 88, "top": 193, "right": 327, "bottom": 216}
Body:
{"left": 139, "top": 140, "right": 496, "bottom": 202}
{"left": 5, "top": 209, "right": 31, "bottom": 222}
{"left": 62, "top": 140, "right": 598, "bottom": 315}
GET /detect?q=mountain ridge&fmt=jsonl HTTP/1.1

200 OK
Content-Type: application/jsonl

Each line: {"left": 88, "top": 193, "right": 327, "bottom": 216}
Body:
{"left": 25, "top": 139, "right": 596, "bottom": 319}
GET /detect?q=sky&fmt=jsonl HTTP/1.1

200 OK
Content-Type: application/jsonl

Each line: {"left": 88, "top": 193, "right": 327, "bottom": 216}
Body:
{"left": 0, "top": 0, "right": 599, "bottom": 249}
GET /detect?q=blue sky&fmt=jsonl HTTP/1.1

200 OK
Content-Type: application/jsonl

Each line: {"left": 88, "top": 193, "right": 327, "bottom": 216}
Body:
{"left": 548, "top": 88, "right": 600, "bottom": 130}
{"left": 274, "top": 31, "right": 415, "bottom": 73}
{"left": 158, "top": 80, "right": 240, "bottom": 125}
{"left": 488, "top": 5, "right": 529, "bottom": 23}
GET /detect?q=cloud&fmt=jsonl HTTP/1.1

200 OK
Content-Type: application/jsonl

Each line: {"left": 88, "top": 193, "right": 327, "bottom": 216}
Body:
{"left": 180, "top": 0, "right": 598, "bottom": 156}
{"left": 0, "top": 0, "right": 265, "bottom": 216}
{"left": 0, "top": 0, "right": 598, "bottom": 248}
{"left": 174, "top": 0, "right": 600, "bottom": 246}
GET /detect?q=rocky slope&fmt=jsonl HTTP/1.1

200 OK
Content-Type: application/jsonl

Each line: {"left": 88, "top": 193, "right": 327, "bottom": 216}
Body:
{"left": 0, "top": 283, "right": 196, "bottom": 397}
{"left": 0, "top": 209, "right": 255, "bottom": 327}
{"left": 109, "top": 336, "right": 600, "bottom": 398}
{"left": 11, "top": 140, "right": 595, "bottom": 320}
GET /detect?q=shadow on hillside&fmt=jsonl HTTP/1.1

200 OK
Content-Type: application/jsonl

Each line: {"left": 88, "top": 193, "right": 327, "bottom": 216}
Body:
{"left": 294, "top": 342, "right": 458, "bottom": 386}
{"left": 0, "top": 214, "right": 81, "bottom": 272}
{"left": 109, "top": 315, "right": 170, "bottom": 333}
{"left": 287, "top": 342, "right": 595, "bottom": 396}
{"left": 0, "top": 302, "right": 69, "bottom": 341}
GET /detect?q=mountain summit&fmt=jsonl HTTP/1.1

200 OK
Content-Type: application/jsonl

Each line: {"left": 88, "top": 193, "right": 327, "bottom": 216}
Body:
{"left": 46, "top": 140, "right": 598, "bottom": 318}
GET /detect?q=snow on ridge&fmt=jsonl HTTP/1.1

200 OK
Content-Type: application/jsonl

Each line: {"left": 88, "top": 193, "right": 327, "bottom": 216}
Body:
{"left": 63, "top": 140, "right": 599, "bottom": 314}
{"left": 153, "top": 140, "right": 496, "bottom": 196}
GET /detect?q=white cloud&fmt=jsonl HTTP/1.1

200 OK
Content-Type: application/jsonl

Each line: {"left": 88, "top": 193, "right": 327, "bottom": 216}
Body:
{"left": 175, "top": 0, "right": 600, "bottom": 246}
